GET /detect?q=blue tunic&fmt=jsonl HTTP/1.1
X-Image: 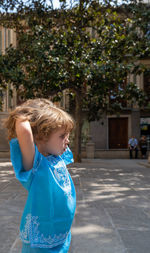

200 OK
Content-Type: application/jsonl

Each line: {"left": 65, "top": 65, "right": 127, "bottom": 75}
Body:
{"left": 9, "top": 138, "right": 76, "bottom": 252}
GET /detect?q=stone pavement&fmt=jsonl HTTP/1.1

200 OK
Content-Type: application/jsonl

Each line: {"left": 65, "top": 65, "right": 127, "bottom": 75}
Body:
{"left": 1, "top": 158, "right": 150, "bottom": 253}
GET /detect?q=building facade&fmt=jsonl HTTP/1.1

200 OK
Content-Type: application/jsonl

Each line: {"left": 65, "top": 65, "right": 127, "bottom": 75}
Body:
{"left": 0, "top": 24, "right": 150, "bottom": 158}
{"left": 90, "top": 61, "right": 150, "bottom": 158}
{"left": 0, "top": 26, "right": 17, "bottom": 151}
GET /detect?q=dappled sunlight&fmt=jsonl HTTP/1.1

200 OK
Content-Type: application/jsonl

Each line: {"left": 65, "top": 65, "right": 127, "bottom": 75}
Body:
{"left": 81, "top": 185, "right": 150, "bottom": 208}
{"left": 71, "top": 167, "right": 87, "bottom": 172}
{"left": 71, "top": 161, "right": 150, "bottom": 212}
{"left": 0, "top": 162, "right": 12, "bottom": 167}
{"left": 0, "top": 179, "right": 11, "bottom": 182}
{"left": 72, "top": 224, "right": 111, "bottom": 235}
{"left": 0, "top": 159, "right": 150, "bottom": 252}
{"left": 0, "top": 171, "right": 14, "bottom": 175}
{"left": 136, "top": 187, "right": 150, "bottom": 191}
{"left": 70, "top": 160, "right": 150, "bottom": 253}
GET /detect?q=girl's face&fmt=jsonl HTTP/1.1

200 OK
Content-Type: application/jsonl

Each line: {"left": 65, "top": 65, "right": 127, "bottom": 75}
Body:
{"left": 38, "top": 128, "right": 70, "bottom": 156}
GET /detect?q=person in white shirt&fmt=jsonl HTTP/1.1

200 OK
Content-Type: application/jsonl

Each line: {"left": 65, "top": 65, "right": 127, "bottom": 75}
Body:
{"left": 128, "top": 136, "right": 138, "bottom": 159}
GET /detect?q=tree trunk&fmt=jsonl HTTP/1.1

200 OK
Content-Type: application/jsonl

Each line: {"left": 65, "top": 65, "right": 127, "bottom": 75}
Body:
{"left": 74, "top": 91, "right": 83, "bottom": 163}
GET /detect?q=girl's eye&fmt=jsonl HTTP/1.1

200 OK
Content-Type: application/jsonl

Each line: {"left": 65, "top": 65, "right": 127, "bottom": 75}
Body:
{"left": 60, "top": 132, "right": 69, "bottom": 139}
{"left": 60, "top": 135, "right": 65, "bottom": 139}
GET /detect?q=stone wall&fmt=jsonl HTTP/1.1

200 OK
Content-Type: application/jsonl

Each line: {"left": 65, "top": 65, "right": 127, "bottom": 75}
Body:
{"left": 90, "top": 115, "right": 108, "bottom": 149}
{"left": 131, "top": 109, "right": 140, "bottom": 140}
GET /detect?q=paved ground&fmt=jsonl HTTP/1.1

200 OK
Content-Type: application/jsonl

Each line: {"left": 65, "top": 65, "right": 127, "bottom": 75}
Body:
{"left": 1, "top": 158, "right": 150, "bottom": 253}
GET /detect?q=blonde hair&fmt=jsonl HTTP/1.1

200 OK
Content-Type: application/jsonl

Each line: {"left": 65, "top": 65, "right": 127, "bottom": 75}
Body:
{"left": 5, "top": 98, "right": 75, "bottom": 141}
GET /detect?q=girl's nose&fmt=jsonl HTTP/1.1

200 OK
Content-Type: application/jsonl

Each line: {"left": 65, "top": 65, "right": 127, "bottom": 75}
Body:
{"left": 66, "top": 136, "right": 70, "bottom": 144}
{"left": 66, "top": 138, "right": 70, "bottom": 144}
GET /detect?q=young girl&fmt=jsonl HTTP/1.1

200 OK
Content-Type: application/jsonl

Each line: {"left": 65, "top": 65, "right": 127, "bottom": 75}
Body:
{"left": 5, "top": 98, "right": 76, "bottom": 253}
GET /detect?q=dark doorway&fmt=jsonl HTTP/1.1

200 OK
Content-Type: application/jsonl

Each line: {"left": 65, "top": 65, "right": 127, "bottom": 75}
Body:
{"left": 109, "top": 117, "right": 128, "bottom": 149}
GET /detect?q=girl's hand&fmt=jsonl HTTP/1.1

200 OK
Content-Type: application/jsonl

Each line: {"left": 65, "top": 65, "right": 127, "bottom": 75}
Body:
{"left": 15, "top": 119, "right": 35, "bottom": 171}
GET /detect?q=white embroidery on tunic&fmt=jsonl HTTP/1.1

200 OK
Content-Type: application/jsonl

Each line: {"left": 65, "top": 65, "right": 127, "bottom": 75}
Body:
{"left": 20, "top": 214, "right": 69, "bottom": 248}
{"left": 20, "top": 214, "right": 31, "bottom": 243}
{"left": 53, "top": 161, "right": 71, "bottom": 187}
{"left": 46, "top": 152, "right": 72, "bottom": 198}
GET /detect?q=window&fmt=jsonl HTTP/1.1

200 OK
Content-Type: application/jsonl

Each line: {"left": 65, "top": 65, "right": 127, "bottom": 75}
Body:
{"left": 144, "top": 70, "right": 150, "bottom": 100}
{"left": 8, "top": 29, "right": 11, "bottom": 47}
{"left": 4, "top": 28, "right": 6, "bottom": 51}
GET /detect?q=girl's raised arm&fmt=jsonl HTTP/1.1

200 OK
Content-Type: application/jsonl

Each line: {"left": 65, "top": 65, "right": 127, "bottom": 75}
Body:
{"left": 15, "top": 119, "right": 35, "bottom": 171}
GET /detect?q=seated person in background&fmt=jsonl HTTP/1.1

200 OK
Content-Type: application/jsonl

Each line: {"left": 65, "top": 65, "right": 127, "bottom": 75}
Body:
{"left": 128, "top": 136, "right": 138, "bottom": 159}
{"left": 139, "top": 135, "right": 147, "bottom": 159}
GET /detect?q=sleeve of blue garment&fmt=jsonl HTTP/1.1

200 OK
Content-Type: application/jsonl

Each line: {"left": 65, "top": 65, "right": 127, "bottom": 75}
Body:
{"left": 60, "top": 146, "right": 74, "bottom": 165}
{"left": 9, "top": 138, "right": 42, "bottom": 191}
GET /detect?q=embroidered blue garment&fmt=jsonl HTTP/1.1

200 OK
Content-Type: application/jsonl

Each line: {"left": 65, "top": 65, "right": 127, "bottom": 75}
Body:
{"left": 21, "top": 231, "right": 71, "bottom": 253}
{"left": 9, "top": 138, "right": 76, "bottom": 250}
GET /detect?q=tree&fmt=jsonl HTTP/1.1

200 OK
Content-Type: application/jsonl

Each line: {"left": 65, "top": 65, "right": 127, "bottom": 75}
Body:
{"left": 0, "top": 0, "right": 150, "bottom": 162}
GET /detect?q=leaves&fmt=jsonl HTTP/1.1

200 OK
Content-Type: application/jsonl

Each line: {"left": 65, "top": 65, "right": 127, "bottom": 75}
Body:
{"left": 0, "top": 0, "right": 149, "bottom": 118}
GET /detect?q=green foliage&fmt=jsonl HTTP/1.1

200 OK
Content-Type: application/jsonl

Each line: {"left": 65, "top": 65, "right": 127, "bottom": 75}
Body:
{"left": 0, "top": 0, "right": 150, "bottom": 120}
